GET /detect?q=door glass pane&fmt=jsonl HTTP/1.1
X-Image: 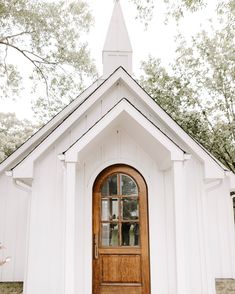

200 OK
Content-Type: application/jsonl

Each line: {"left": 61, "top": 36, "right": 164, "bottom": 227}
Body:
{"left": 101, "top": 174, "right": 118, "bottom": 196}
{"left": 101, "top": 198, "right": 119, "bottom": 221}
{"left": 121, "top": 198, "right": 139, "bottom": 220}
{"left": 101, "top": 223, "right": 119, "bottom": 247}
{"left": 121, "top": 223, "right": 140, "bottom": 246}
{"left": 133, "top": 223, "right": 140, "bottom": 246}
{"left": 121, "top": 174, "right": 138, "bottom": 195}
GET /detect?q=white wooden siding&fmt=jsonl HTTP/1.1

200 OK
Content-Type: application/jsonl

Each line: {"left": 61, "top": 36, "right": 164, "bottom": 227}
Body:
{"left": 0, "top": 78, "right": 234, "bottom": 294}
{"left": 0, "top": 175, "right": 29, "bottom": 281}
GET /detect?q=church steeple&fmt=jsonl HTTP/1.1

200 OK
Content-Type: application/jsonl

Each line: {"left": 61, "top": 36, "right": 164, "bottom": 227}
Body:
{"left": 102, "top": 0, "right": 133, "bottom": 78}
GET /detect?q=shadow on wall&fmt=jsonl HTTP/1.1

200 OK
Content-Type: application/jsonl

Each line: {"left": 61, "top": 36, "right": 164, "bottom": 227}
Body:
{"left": 216, "top": 279, "right": 235, "bottom": 294}
{"left": 0, "top": 282, "right": 23, "bottom": 293}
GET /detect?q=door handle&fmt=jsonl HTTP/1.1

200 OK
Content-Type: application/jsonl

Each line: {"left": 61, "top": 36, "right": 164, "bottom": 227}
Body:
{"left": 94, "top": 234, "right": 99, "bottom": 260}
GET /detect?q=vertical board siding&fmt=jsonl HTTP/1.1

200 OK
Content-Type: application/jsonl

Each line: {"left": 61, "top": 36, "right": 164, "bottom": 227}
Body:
{"left": 164, "top": 168, "right": 177, "bottom": 294}
{"left": 1, "top": 81, "right": 234, "bottom": 294}
{"left": 74, "top": 126, "right": 172, "bottom": 294}
{"left": 25, "top": 145, "right": 64, "bottom": 294}
{"left": 204, "top": 176, "right": 235, "bottom": 293}
{"left": 149, "top": 163, "right": 168, "bottom": 294}
{"left": 184, "top": 158, "right": 207, "bottom": 294}
{"left": 0, "top": 175, "right": 28, "bottom": 282}
{"left": 205, "top": 181, "right": 231, "bottom": 278}
{"left": 75, "top": 166, "right": 86, "bottom": 293}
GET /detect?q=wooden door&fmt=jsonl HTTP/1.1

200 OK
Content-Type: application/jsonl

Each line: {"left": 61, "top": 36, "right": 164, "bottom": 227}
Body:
{"left": 93, "top": 165, "right": 150, "bottom": 294}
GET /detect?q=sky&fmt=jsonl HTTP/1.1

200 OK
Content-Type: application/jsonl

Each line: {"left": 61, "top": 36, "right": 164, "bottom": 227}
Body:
{"left": 87, "top": 0, "right": 216, "bottom": 75}
{"left": 0, "top": 0, "right": 217, "bottom": 120}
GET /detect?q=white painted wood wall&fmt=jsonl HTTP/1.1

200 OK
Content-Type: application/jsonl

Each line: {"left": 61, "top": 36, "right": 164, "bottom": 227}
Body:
{"left": 0, "top": 80, "right": 234, "bottom": 294}
{"left": 0, "top": 175, "right": 29, "bottom": 281}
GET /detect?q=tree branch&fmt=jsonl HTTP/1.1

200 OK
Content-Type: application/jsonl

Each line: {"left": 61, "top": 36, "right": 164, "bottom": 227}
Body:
{"left": 3, "top": 45, "right": 8, "bottom": 74}
{"left": 224, "top": 146, "right": 235, "bottom": 168}
{"left": 22, "top": 49, "right": 59, "bottom": 65}
{"left": 0, "top": 40, "right": 49, "bottom": 97}
{"left": 0, "top": 33, "right": 58, "bottom": 66}
{"left": 212, "top": 149, "right": 234, "bottom": 171}
{"left": 219, "top": 69, "right": 233, "bottom": 125}
{"left": 1, "top": 31, "right": 35, "bottom": 41}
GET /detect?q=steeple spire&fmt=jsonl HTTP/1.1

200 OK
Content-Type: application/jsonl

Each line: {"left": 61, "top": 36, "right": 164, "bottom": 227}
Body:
{"left": 102, "top": 0, "right": 133, "bottom": 78}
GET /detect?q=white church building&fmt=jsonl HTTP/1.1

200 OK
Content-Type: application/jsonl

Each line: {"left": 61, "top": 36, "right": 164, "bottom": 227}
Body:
{"left": 0, "top": 1, "right": 235, "bottom": 293}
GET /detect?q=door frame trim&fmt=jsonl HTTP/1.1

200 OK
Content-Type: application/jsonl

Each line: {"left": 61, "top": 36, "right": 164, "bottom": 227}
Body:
{"left": 77, "top": 159, "right": 152, "bottom": 293}
{"left": 92, "top": 163, "right": 151, "bottom": 293}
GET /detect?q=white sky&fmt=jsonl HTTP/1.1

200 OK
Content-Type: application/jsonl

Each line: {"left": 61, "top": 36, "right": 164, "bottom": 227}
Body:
{"left": 87, "top": 0, "right": 216, "bottom": 75}
{"left": 0, "top": 0, "right": 217, "bottom": 120}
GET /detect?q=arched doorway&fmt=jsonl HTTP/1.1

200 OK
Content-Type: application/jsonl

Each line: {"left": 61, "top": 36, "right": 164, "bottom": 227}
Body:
{"left": 93, "top": 165, "right": 150, "bottom": 293}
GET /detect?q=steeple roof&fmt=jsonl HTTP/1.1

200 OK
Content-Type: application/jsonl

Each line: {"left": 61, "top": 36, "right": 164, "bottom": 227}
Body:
{"left": 102, "top": 0, "right": 133, "bottom": 77}
{"left": 103, "top": 0, "right": 132, "bottom": 52}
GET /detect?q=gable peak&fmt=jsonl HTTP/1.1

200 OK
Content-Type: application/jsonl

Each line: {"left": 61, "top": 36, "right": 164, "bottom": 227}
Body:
{"left": 102, "top": 0, "right": 133, "bottom": 78}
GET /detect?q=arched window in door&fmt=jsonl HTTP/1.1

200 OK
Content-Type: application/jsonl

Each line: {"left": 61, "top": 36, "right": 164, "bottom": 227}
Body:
{"left": 93, "top": 165, "right": 150, "bottom": 294}
{"left": 100, "top": 173, "right": 140, "bottom": 247}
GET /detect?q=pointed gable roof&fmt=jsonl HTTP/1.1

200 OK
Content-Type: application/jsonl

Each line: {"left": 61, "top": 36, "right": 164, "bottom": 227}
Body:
{"left": 102, "top": 0, "right": 133, "bottom": 77}
{"left": 103, "top": 0, "right": 132, "bottom": 52}
{"left": 6, "top": 67, "right": 230, "bottom": 182}
{"left": 0, "top": 0, "right": 233, "bottom": 184}
{"left": 0, "top": 79, "right": 100, "bottom": 174}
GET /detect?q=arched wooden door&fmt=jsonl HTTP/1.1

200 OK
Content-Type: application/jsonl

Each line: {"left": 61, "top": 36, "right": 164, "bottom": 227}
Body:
{"left": 93, "top": 165, "right": 150, "bottom": 294}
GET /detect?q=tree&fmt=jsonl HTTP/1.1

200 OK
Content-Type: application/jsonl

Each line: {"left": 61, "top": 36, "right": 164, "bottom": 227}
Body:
{"left": 128, "top": 0, "right": 155, "bottom": 26}
{"left": 139, "top": 3, "right": 235, "bottom": 172}
{"left": 129, "top": 0, "right": 207, "bottom": 24}
{"left": 0, "top": 112, "right": 36, "bottom": 163}
{"left": 0, "top": 0, "right": 97, "bottom": 122}
{"left": 130, "top": 0, "right": 235, "bottom": 24}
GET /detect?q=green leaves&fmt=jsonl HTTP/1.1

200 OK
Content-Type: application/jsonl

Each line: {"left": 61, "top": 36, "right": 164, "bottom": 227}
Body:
{"left": 140, "top": 17, "right": 235, "bottom": 172}
{"left": 0, "top": 0, "right": 97, "bottom": 122}
{"left": 129, "top": 0, "right": 207, "bottom": 24}
{"left": 0, "top": 112, "right": 37, "bottom": 163}
{"left": 128, "top": 0, "right": 154, "bottom": 27}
